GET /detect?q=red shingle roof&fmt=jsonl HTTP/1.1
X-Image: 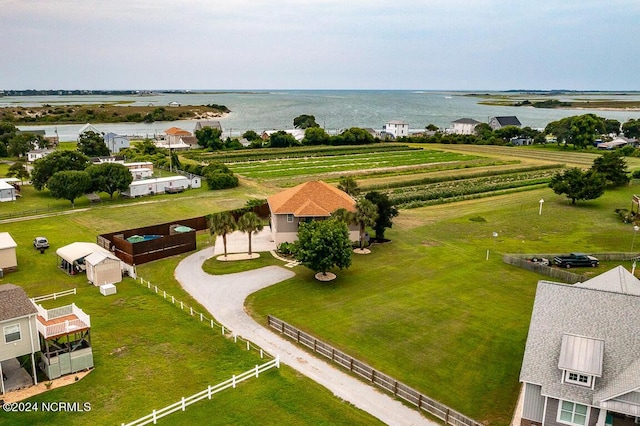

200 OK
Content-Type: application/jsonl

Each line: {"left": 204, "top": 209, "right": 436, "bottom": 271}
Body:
{"left": 267, "top": 181, "right": 356, "bottom": 217}
{"left": 165, "top": 127, "right": 192, "bottom": 136}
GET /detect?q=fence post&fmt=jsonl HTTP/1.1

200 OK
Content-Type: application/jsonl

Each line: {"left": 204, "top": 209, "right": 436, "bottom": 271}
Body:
{"left": 182, "top": 396, "right": 186, "bottom": 411}
{"left": 163, "top": 291, "right": 166, "bottom": 299}
{"left": 200, "top": 313, "right": 203, "bottom": 321}
{"left": 211, "top": 319, "right": 214, "bottom": 328}
{"left": 255, "top": 364, "right": 259, "bottom": 378}
{"left": 152, "top": 409, "right": 157, "bottom": 424}
{"left": 180, "top": 301, "right": 183, "bottom": 310}
{"left": 246, "top": 341, "right": 250, "bottom": 351}
{"left": 418, "top": 394, "right": 422, "bottom": 409}
{"left": 232, "top": 375, "right": 236, "bottom": 388}
{"left": 172, "top": 295, "right": 175, "bottom": 304}
{"left": 296, "top": 330, "right": 300, "bottom": 342}
{"left": 222, "top": 325, "right": 225, "bottom": 335}
{"left": 154, "top": 285, "right": 158, "bottom": 293}
{"left": 371, "top": 369, "right": 375, "bottom": 383}
{"left": 260, "top": 349, "right": 263, "bottom": 359}
{"left": 234, "top": 333, "right": 237, "bottom": 343}
{"left": 190, "top": 307, "right": 193, "bottom": 316}
{"left": 208, "top": 385, "right": 212, "bottom": 399}
{"left": 276, "top": 355, "right": 280, "bottom": 368}
{"left": 445, "top": 408, "right": 450, "bottom": 425}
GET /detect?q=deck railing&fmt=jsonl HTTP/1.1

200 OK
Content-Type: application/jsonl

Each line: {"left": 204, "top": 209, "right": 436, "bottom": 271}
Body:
{"left": 35, "top": 302, "right": 91, "bottom": 338}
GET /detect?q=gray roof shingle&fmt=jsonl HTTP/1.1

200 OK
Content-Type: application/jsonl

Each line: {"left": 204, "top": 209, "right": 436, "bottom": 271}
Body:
{"left": 520, "top": 273, "right": 640, "bottom": 407}
{"left": 0, "top": 284, "right": 37, "bottom": 322}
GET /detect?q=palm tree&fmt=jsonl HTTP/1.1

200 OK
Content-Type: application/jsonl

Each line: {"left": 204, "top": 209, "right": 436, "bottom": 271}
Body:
{"left": 331, "top": 208, "right": 355, "bottom": 226}
{"left": 237, "top": 212, "right": 264, "bottom": 255}
{"left": 337, "top": 176, "right": 360, "bottom": 197}
{"left": 354, "top": 199, "right": 378, "bottom": 250}
{"left": 209, "top": 212, "right": 236, "bottom": 257}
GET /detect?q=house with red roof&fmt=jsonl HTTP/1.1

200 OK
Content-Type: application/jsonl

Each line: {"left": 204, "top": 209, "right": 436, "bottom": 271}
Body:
{"left": 164, "top": 127, "right": 193, "bottom": 145}
{"left": 267, "top": 181, "right": 359, "bottom": 245}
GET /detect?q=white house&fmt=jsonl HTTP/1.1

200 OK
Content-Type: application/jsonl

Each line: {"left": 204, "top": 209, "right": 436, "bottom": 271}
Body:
{"left": 103, "top": 132, "right": 130, "bottom": 153}
{"left": 26, "top": 149, "right": 54, "bottom": 163}
{"left": 383, "top": 120, "right": 409, "bottom": 138}
{"left": 451, "top": 118, "right": 482, "bottom": 135}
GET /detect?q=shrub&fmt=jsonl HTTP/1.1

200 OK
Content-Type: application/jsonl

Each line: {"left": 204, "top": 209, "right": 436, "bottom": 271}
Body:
{"left": 277, "top": 242, "right": 295, "bottom": 256}
{"left": 206, "top": 172, "right": 238, "bottom": 190}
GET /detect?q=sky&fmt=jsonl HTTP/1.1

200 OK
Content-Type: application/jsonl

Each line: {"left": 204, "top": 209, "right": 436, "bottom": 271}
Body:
{"left": 1, "top": 0, "right": 639, "bottom": 91}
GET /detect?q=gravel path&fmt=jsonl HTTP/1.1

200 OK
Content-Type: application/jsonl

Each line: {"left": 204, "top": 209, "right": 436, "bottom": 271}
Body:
{"left": 175, "top": 230, "right": 435, "bottom": 426}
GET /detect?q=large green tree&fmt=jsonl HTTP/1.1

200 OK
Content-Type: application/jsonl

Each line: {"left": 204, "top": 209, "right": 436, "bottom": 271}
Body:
{"left": 365, "top": 191, "right": 398, "bottom": 240}
{"left": 268, "top": 131, "right": 298, "bottom": 148}
{"left": 7, "top": 133, "right": 35, "bottom": 157}
{"left": 209, "top": 211, "right": 237, "bottom": 257}
{"left": 47, "top": 170, "right": 92, "bottom": 208}
{"left": 293, "top": 219, "right": 352, "bottom": 278}
{"left": 302, "top": 127, "right": 330, "bottom": 145}
{"left": 354, "top": 199, "right": 378, "bottom": 250}
{"left": 86, "top": 162, "right": 133, "bottom": 198}
{"left": 622, "top": 119, "right": 640, "bottom": 139}
{"left": 237, "top": 212, "right": 264, "bottom": 255}
{"left": 78, "top": 130, "right": 110, "bottom": 157}
{"left": 293, "top": 114, "right": 319, "bottom": 129}
{"left": 333, "top": 127, "right": 375, "bottom": 145}
{"left": 591, "top": 151, "right": 630, "bottom": 187}
{"left": 195, "top": 127, "right": 224, "bottom": 150}
{"left": 549, "top": 168, "right": 606, "bottom": 204}
{"left": 545, "top": 114, "right": 605, "bottom": 149}
{"left": 31, "top": 150, "right": 90, "bottom": 190}
{"left": 0, "top": 122, "right": 18, "bottom": 157}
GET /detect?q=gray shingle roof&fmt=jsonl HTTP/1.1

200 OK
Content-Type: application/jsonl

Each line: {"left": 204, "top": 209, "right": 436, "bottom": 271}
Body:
{"left": 520, "top": 273, "right": 640, "bottom": 407}
{"left": 0, "top": 284, "right": 37, "bottom": 322}
{"left": 493, "top": 116, "right": 522, "bottom": 126}
{"left": 452, "top": 118, "right": 481, "bottom": 125}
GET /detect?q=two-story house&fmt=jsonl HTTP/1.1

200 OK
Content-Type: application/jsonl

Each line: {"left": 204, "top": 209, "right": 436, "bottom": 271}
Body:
{"left": 0, "top": 284, "right": 40, "bottom": 394}
{"left": 451, "top": 118, "right": 482, "bottom": 135}
{"left": 519, "top": 266, "right": 640, "bottom": 426}
{"left": 489, "top": 116, "right": 522, "bottom": 130}
{"left": 383, "top": 120, "right": 409, "bottom": 138}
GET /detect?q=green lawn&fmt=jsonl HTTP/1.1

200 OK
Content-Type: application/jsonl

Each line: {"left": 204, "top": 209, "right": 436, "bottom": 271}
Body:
{"left": 0, "top": 200, "right": 380, "bottom": 425}
{"left": 247, "top": 184, "right": 640, "bottom": 426}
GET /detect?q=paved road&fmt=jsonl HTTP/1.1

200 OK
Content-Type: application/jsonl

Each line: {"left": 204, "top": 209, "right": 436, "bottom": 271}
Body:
{"left": 175, "top": 230, "right": 435, "bottom": 426}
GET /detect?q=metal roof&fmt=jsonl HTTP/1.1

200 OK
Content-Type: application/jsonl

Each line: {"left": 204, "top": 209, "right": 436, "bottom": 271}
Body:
{"left": 558, "top": 334, "right": 604, "bottom": 376}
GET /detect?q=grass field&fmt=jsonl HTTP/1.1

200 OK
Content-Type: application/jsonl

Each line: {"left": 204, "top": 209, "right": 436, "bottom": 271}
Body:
{"left": 228, "top": 149, "right": 482, "bottom": 180}
{"left": 2, "top": 143, "right": 638, "bottom": 425}
{"left": 247, "top": 184, "right": 640, "bottom": 426}
{"left": 0, "top": 214, "right": 380, "bottom": 425}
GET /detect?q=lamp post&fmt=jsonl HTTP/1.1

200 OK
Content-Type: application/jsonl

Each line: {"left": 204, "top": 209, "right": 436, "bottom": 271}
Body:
{"left": 539, "top": 199, "right": 544, "bottom": 215}
{"left": 487, "top": 232, "right": 498, "bottom": 260}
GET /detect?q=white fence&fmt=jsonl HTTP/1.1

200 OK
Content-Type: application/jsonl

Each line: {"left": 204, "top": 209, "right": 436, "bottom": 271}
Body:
{"left": 31, "top": 288, "right": 77, "bottom": 302}
{"left": 121, "top": 357, "right": 280, "bottom": 426}
{"left": 137, "top": 277, "right": 274, "bottom": 360}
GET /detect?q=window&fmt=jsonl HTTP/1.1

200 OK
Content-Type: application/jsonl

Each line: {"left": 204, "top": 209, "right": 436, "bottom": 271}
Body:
{"left": 4, "top": 324, "right": 21, "bottom": 343}
{"left": 558, "top": 400, "right": 588, "bottom": 426}
{"left": 286, "top": 214, "right": 294, "bottom": 223}
{"left": 565, "top": 371, "right": 592, "bottom": 387}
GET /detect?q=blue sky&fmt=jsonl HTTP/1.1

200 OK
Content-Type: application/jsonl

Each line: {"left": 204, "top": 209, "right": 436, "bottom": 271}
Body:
{"left": 1, "top": 0, "right": 639, "bottom": 90}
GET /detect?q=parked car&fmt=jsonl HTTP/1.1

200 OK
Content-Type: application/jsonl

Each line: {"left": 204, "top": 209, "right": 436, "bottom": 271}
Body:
{"left": 33, "top": 237, "right": 49, "bottom": 249}
{"left": 529, "top": 257, "right": 550, "bottom": 266}
{"left": 553, "top": 253, "right": 599, "bottom": 268}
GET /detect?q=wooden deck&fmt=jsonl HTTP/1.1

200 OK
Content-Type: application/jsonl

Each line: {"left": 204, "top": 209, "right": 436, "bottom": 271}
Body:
{"left": 36, "top": 314, "right": 89, "bottom": 338}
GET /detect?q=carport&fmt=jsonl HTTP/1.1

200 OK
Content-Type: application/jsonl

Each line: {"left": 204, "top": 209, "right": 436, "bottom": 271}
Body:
{"left": 56, "top": 242, "right": 112, "bottom": 276}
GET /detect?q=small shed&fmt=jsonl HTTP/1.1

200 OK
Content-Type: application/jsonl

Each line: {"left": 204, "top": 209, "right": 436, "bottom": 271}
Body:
{"left": 56, "top": 242, "right": 113, "bottom": 276}
{"left": 85, "top": 252, "right": 122, "bottom": 286}
{"left": 0, "top": 181, "right": 16, "bottom": 202}
{"left": 0, "top": 232, "right": 18, "bottom": 273}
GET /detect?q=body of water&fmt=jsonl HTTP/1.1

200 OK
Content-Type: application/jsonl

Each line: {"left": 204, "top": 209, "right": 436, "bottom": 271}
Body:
{"left": 3, "top": 90, "right": 640, "bottom": 141}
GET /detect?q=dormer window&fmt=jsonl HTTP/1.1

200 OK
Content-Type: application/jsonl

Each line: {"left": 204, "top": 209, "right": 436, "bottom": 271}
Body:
{"left": 558, "top": 333, "right": 603, "bottom": 390}
{"left": 564, "top": 371, "right": 592, "bottom": 387}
